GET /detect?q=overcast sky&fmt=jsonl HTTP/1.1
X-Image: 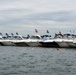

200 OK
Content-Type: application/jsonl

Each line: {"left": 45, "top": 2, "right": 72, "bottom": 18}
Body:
{"left": 0, "top": 0, "right": 76, "bottom": 36}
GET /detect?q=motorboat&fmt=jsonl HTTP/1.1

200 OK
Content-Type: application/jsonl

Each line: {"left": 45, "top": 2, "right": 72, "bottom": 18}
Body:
{"left": 40, "top": 35, "right": 60, "bottom": 47}
{"left": 25, "top": 35, "right": 42, "bottom": 47}
{"left": 13, "top": 35, "right": 42, "bottom": 47}
{"left": 63, "top": 34, "right": 76, "bottom": 48}
{"left": 54, "top": 33, "right": 76, "bottom": 48}
{"left": 53, "top": 33, "right": 69, "bottom": 48}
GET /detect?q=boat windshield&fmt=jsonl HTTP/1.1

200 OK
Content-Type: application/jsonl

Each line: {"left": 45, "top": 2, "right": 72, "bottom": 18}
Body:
{"left": 30, "top": 35, "right": 41, "bottom": 39}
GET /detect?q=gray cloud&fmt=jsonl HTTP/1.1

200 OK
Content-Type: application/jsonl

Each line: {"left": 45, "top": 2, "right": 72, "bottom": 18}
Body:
{"left": 0, "top": 0, "right": 76, "bottom": 34}
{"left": 0, "top": 10, "right": 76, "bottom": 26}
{"left": 25, "top": 11, "right": 76, "bottom": 22}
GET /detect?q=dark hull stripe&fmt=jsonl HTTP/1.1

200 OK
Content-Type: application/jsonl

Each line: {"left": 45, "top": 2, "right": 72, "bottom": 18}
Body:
{"left": 14, "top": 42, "right": 29, "bottom": 46}
{"left": 40, "top": 42, "right": 60, "bottom": 48}
{"left": 0, "top": 42, "right": 5, "bottom": 46}
{"left": 69, "top": 43, "right": 76, "bottom": 48}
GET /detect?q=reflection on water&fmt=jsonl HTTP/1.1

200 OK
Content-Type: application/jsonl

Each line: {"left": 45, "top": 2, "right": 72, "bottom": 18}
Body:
{"left": 0, "top": 46, "right": 76, "bottom": 75}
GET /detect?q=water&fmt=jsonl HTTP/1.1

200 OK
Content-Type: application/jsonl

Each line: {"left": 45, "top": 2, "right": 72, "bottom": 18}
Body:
{"left": 0, "top": 46, "right": 76, "bottom": 75}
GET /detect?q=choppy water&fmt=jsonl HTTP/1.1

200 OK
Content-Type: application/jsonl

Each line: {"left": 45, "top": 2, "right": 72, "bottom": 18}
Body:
{"left": 0, "top": 46, "right": 76, "bottom": 75}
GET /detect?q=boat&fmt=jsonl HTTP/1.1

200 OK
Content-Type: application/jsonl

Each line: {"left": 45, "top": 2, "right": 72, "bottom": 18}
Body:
{"left": 53, "top": 33, "right": 69, "bottom": 48}
{"left": 0, "top": 40, "right": 15, "bottom": 46}
{"left": 25, "top": 35, "right": 42, "bottom": 47}
{"left": 14, "top": 35, "right": 42, "bottom": 47}
{"left": 0, "top": 31, "right": 76, "bottom": 48}
{"left": 0, "top": 33, "right": 22, "bottom": 46}
{"left": 63, "top": 34, "right": 76, "bottom": 48}
{"left": 54, "top": 33, "right": 76, "bottom": 48}
{"left": 40, "top": 35, "right": 60, "bottom": 47}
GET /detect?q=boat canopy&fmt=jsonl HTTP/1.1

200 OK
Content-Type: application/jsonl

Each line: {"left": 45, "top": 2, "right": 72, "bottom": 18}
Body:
{"left": 30, "top": 35, "right": 42, "bottom": 39}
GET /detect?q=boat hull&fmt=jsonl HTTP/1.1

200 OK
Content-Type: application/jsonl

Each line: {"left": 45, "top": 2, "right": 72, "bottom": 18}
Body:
{"left": 1, "top": 41, "right": 15, "bottom": 46}
{"left": 56, "top": 42, "right": 69, "bottom": 48}
{"left": 27, "top": 42, "right": 41, "bottom": 47}
{"left": 54, "top": 39, "right": 69, "bottom": 48}
{"left": 14, "top": 42, "right": 29, "bottom": 46}
{"left": 40, "top": 41, "right": 60, "bottom": 47}
{"left": 66, "top": 42, "right": 76, "bottom": 48}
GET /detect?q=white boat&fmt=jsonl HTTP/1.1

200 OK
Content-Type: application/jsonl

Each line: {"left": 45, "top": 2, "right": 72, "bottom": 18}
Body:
{"left": 54, "top": 34, "right": 69, "bottom": 48}
{"left": 26, "top": 35, "right": 42, "bottom": 47}
{"left": 0, "top": 34, "right": 15, "bottom": 46}
{"left": 64, "top": 39, "right": 76, "bottom": 48}
{"left": 0, "top": 34, "right": 23, "bottom": 46}
{"left": 0, "top": 32, "right": 76, "bottom": 48}
{"left": 54, "top": 33, "right": 76, "bottom": 48}
{"left": 12, "top": 39, "right": 29, "bottom": 46}
{"left": 54, "top": 38, "right": 69, "bottom": 48}
{"left": 14, "top": 35, "right": 42, "bottom": 47}
{"left": 0, "top": 40, "right": 15, "bottom": 46}
{"left": 39, "top": 35, "right": 60, "bottom": 47}
{"left": 73, "top": 39, "right": 76, "bottom": 47}
{"left": 63, "top": 34, "right": 76, "bottom": 48}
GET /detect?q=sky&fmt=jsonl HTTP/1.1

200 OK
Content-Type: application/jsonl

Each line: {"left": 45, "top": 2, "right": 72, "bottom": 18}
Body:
{"left": 0, "top": 0, "right": 76, "bottom": 36}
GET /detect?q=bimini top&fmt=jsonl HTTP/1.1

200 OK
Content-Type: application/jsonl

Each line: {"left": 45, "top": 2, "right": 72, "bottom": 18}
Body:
{"left": 30, "top": 35, "right": 42, "bottom": 39}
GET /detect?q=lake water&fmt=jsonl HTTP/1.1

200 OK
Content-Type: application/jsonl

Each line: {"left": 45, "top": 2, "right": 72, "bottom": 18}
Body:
{"left": 0, "top": 46, "right": 76, "bottom": 75}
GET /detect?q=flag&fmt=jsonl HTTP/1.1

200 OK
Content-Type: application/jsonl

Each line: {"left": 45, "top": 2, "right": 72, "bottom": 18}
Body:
{"left": 46, "top": 30, "right": 49, "bottom": 33}
{"left": 35, "top": 29, "right": 38, "bottom": 33}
